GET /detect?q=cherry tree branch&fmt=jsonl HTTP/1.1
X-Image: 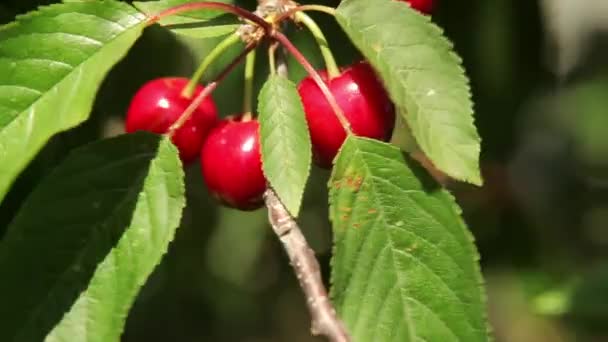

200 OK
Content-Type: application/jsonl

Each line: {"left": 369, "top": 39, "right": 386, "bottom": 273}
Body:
{"left": 264, "top": 36, "right": 351, "bottom": 342}
{"left": 264, "top": 190, "right": 350, "bottom": 342}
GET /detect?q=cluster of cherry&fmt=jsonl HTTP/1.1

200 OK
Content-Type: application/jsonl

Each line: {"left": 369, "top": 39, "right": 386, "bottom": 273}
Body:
{"left": 124, "top": 0, "right": 433, "bottom": 211}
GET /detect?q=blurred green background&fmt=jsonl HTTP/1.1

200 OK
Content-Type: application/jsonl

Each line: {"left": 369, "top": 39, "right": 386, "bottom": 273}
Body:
{"left": 2, "top": 0, "right": 608, "bottom": 341}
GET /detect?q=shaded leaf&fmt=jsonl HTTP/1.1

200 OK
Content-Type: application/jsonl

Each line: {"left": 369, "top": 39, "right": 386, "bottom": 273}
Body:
{"left": 134, "top": 0, "right": 238, "bottom": 39}
{"left": 0, "top": 1, "right": 146, "bottom": 202}
{"left": 336, "top": 0, "right": 482, "bottom": 185}
{"left": 258, "top": 75, "right": 311, "bottom": 217}
{"left": 329, "top": 136, "right": 488, "bottom": 341}
{"left": 159, "top": 15, "right": 238, "bottom": 39}
{"left": 0, "top": 133, "right": 185, "bottom": 342}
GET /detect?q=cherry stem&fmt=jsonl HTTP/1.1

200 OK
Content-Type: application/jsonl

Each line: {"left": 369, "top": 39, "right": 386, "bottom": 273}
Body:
{"left": 243, "top": 48, "right": 256, "bottom": 115}
{"left": 182, "top": 32, "right": 241, "bottom": 99}
{"left": 275, "top": 4, "right": 337, "bottom": 23}
{"left": 167, "top": 43, "right": 258, "bottom": 137}
{"left": 272, "top": 31, "right": 352, "bottom": 135}
{"left": 241, "top": 111, "right": 253, "bottom": 122}
{"left": 148, "top": 2, "right": 272, "bottom": 33}
{"left": 294, "top": 12, "right": 340, "bottom": 79}
{"left": 268, "top": 42, "right": 278, "bottom": 76}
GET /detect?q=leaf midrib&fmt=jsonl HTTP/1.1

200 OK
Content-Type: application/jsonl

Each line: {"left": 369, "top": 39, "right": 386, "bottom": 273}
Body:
{"left": 346, "top": 144, "right": 418, "bottom": 341}
{"left": 260, "top": 78, "right": 311, "bottom": 216}
{"left": 263, "top": 99, "right": 307, "bottom": 167}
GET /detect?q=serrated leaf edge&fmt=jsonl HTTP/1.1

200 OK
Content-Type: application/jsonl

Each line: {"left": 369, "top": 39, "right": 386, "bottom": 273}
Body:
{"left": 335, "top": 0, "right": 483, "bottom": 185}
{"left": 328, "top": 136, "right": 490, "bottom": 340}
{"left": 258, "top": 75, "right": 312, "bottom": 217}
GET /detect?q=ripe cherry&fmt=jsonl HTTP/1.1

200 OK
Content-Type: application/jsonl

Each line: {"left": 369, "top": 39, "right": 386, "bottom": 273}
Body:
{"left": 402, "top": 0, "right": 434, "bottom": 15}
{"left": 200, "top": 115, "right": 266, "bottom": 210}
{"left": 297, "top": 62, "right": 395, "bottom": 168}
{"left": 125, "top": 77, "right": 218, "bottom": 163}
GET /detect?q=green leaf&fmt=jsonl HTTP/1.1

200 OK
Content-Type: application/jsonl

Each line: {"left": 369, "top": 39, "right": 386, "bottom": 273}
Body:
{"left": 134, "top": 0, "right": 238, "bottom": 39}
{"left": 0, "top": 1, "right": 146, "bottom": 202}
{"left": 0, "top": 133, "right": 185, "bottom": 342}
{"left": 159, "top": 15, "right": 238, "bottom": 39}
{"left": 336, "top": 0, "right": 482, "bottom": 185}
{"left": 258, "top": 75, "right": 312, "bottom": 217}
{"left": 133, "top": 0, "right": 231, "bottom": 20}
{"left": 329, "top": 136, "right": 488, "bottom": 341}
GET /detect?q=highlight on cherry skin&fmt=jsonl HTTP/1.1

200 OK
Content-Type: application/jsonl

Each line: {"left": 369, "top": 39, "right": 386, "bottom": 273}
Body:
{"left": 125, "top": 77, "right": 218, "bottom": 163}
{"left": 297, "top": 62, "right": 396, "bottom": 168}
{"left": 402, "top": 0, "right": 435, "bottom": 14}
{"left": 200, "top": 115, "right": 267, "bottom": 211}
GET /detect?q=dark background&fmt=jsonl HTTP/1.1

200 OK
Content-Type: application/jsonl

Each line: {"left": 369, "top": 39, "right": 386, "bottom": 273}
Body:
{"left": 1, "top": 0, "right": 608, "bottom": 341}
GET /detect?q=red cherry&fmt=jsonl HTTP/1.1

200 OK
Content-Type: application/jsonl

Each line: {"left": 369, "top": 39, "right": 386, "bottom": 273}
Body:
{"left": 297, "top": 62, "right": 395, "bottom": 168}
{"left": 200, "top": 116, "right": 266, "bottom": 210}
{"left": 402, "top": 0, "right": 434, "bottom": 14}
{"left": 125, "top": 77, "right": 218, "bottom": 163}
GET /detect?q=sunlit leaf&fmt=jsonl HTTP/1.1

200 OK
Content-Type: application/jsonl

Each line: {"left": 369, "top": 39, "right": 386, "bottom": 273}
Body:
{"left": 0, "top": 0, "right": 146, "bottom": 201}
{"left": 258, "top": 75, "right": 312, "bottom": 217}
{"left": 336, "top": 0, "right": 482, "bottom": 185}
{"left": 329, "top": 136, "right": 489, "bottom": 341}
{"left": 134, "top": 0, "right": 238, "bottom": 39}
